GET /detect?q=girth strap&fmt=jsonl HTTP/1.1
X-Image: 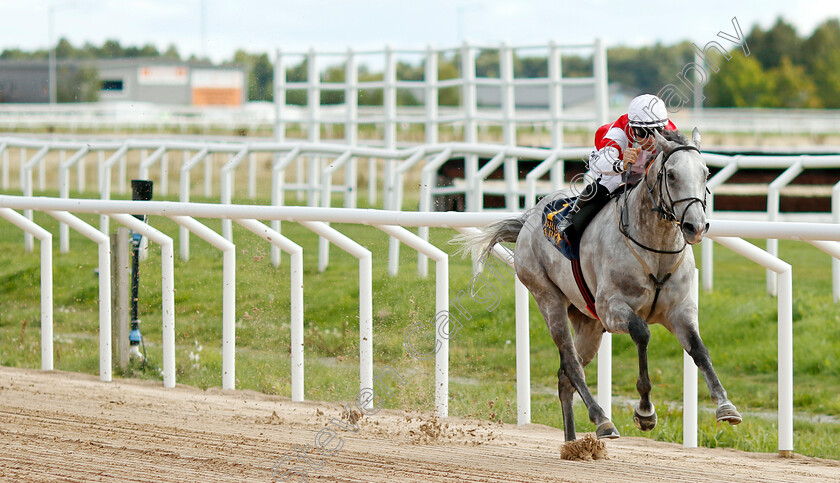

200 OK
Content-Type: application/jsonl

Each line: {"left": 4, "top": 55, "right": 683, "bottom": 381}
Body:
{"left": 571, "top": 257, "right": 600, "bottom": 320}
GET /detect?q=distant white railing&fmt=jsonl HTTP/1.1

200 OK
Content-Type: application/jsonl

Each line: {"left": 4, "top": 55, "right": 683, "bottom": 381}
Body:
{"left": 0, "top": 101, "right": 277, "bottom": 133}
{"left": 669, "top": 107, "right": 840, "bottom": 137}
{"left": 2, "top": 195, "right": 836, "bottom": 456}
{"left": 0, "top": 40, "right": 610, "bottom": 145}
{"left": 273, "top": 40, "right": 609, "bottom": 149}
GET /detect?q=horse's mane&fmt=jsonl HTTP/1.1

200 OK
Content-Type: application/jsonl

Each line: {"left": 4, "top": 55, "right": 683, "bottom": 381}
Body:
{"left": 662, "top": 129, "right": 690, "bottom": 146}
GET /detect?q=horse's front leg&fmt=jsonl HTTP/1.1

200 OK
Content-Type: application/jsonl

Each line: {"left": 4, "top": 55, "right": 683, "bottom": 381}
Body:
{"left": 603, "top": 298, "right": 658, "bottom": 431}
{"left": 667, "top": 304, "right": 742, "bottom": 425}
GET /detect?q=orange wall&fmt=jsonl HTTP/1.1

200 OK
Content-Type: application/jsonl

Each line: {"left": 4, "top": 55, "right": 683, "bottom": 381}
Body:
{"left": 192, "top": 88, "right": 242, "bottom": 106}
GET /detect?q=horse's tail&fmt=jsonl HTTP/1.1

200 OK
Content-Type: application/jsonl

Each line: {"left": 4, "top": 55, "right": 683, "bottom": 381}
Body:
{"left": 452, "top": 212, "right": 529, "bottom": 261}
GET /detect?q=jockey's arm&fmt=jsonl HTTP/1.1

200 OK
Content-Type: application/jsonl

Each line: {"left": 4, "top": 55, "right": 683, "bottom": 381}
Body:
{"left": 589, "top": 146, "right": 631, "bottom": 176}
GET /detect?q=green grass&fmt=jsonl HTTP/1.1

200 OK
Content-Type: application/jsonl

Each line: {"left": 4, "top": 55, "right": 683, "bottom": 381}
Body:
{"left": 1, "top": 189, "right": 839, "bottom": 460}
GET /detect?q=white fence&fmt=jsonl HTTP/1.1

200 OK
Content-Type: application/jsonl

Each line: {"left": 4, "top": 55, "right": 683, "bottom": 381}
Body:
{"left": 0, "top": 135, "right": 589, "bottom": 274}
{"left": 4, "top": 135, "right": 840, "bottom": 299}
{"left": 0, "top": 40, "right": 611, "bottom": 146}
{"left": 4, "top": 103, "right": 840, "bottom": 138}
{"left": 0, "top": 102, "right": 275, "bottom": 134}
{"left": 272, "top": 41, "right": 609, "bottom": 149}
{"left": 2, "top": 195, "right": 838, "bottom": 456}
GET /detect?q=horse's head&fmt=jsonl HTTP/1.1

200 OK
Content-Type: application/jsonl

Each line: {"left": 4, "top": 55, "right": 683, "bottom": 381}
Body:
{"left": 650, "top": 128, "right": 710, "bottom": 245}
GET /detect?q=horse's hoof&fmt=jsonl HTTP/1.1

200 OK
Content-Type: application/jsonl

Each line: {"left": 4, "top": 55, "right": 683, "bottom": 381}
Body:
{"left": 716, "top": 404, "right": 742, "bottom": 425}
{"left": 633, "top": 409, "right": 658, "bottom": 431}
{"left": 596, "top": 421, "right": 620, "bottom": 439}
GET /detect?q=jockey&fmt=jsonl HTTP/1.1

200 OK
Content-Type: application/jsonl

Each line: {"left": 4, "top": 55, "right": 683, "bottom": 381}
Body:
{"left": 555, "top": 94, "right": 677, "bottom": 235}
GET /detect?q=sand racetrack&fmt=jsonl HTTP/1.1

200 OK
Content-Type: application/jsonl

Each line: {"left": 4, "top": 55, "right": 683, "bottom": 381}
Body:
{"left": 1, "top": 366, "right": 838, "bottom": 482}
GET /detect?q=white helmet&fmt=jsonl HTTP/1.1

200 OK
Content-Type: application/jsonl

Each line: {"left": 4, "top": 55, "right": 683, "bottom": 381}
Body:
{"left": 627, "top": 94, "right": 668, "bottom": 128}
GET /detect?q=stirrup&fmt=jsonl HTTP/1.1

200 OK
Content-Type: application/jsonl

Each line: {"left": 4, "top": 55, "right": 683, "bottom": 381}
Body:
{"left": 555, "top": 216, "right": 573, "bottom": 234}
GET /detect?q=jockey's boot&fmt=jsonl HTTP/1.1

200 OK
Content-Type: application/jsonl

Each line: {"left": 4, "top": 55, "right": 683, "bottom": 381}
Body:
{"left": 555, "top": 181, "right": 612, "bottom": 237}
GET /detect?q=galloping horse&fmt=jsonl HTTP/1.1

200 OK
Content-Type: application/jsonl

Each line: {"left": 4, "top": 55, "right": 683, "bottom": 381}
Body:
{"left": 458, "top": 129, "right": 741, "bottom": 441}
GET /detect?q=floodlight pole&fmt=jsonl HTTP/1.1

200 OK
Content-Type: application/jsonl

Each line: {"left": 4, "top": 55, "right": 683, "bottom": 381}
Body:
{"left": 48, "top": 6, "right": 56, "bottom": 104}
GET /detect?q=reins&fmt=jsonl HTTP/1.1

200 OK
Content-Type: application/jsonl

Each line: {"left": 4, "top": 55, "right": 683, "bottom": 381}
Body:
{"left": 614, "top": 143, "right": 706, "bottom": 321}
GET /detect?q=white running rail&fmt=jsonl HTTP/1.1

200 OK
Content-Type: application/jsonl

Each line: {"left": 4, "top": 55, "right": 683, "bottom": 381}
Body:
{"left": 3, "top": 136, "right": 840, "bottom": 299}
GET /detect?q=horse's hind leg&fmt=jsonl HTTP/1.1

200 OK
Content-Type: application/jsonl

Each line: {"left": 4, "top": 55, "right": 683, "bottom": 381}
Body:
{"left": 535, "top": 291, "right": 578, "bottom": 442}
{"left": 568, "top": 308, "right": 619, "bottom": 439}
{"left": 555, "top": 366, "right": 577, "bottom": 442}
{"left": 529, "top": 284, "right": 614, "bottom": 441}
{"left": 554, "top": 311, "right": 598, "bottom": 441}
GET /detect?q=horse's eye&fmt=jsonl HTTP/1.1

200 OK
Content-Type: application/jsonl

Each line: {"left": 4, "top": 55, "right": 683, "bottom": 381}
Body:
{"left": 666, "top": 170, "right": 676, "bottom": 181}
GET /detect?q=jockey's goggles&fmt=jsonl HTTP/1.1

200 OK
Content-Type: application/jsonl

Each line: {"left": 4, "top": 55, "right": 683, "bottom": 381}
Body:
{"left": 632, "top": 126, "right": 664, "bottom": 139}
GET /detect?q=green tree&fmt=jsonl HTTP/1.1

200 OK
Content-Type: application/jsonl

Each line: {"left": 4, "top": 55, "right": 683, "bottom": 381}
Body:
{"left": 516, "top": 56, "right": 547, "bottom": 78}
{"left": 283, "top": 58, "right": 308, "bottom": 105}
{"left": 766, "top": 56, "right": 821, "bottom": 108}
{"left": 437, "top": 54, "right": 461, "bottom": 106}
{"left": 123, "top": 43, "right": 160, "bottom": 58}
{"left": 475, "top": 49, "right": 499, "bottom": 78}
{"left": 802, "top": 19, "right": 840, "bottom": 107}
{"left": 561, "top": 54, "right": 592, "bottom": 78}
{"left": 358, "top": 66, "right": 382, "bottom": 106}
{"left": 233, "top": 50, "right": 274, "bottom": 101}
{"left": 608, "top": 42, "right": 693, "bottom": 95}
{"left": 55, "top": 38, "right": 76, "bottom": 59}
{"left": 394, "top": 61, "right": 422, "bottom": 106}
{"left": 745, "top": 18, "right": 802, "bottom": 70}
{"left": 57, "top": 65, "right": 99, "bottom": 102}
{"left": 163, "top": 44, "right": 181, "bottom": 60}
{"left": 320, "top": 63, "right": 344, "bottom": 105}
{"left": 97, "top": 39, "right": 125, "bottom": 58}
{"left": 705, "top": 51, "right": 774, "bottom": 107}
{"left": 396, "top": 61, "right": 423, "bottom": 81}
{"left": 0, "top": 48, "right": 41, "bottom": 60}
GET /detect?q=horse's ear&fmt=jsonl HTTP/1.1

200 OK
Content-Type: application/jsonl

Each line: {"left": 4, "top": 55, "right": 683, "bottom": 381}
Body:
{"left": 692, "top": 127, "right": 701, "bottom": 148}
{"left": 653, "top": 130, "right": 671, "bottom": 154}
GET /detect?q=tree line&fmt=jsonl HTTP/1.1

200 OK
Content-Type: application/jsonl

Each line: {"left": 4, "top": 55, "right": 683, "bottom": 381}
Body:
{"left": 3, "top": 17, "right": 839, "bottom": 108}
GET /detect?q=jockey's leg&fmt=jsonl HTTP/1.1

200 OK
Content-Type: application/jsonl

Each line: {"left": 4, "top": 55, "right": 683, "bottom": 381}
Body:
{"left": 555, "top": 180, "right": 612, "bottom": 234}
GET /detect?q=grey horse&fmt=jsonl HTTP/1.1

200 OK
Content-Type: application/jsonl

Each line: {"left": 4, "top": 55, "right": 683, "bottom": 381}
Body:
{"left": 458, "top": 128, "right": 741, "bottom": 441}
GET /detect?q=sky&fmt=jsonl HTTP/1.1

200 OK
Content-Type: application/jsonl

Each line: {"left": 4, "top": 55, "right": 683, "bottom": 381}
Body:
{"left": 0, "top": 0, "right": 838, "bottom": 63}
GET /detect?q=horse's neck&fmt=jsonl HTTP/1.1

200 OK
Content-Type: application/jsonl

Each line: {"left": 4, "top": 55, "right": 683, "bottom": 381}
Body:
{"left": 624, "top": 174, "right": 683, "bottom": 250}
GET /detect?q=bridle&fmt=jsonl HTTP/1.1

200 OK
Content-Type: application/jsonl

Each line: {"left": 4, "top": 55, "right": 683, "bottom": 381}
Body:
{"left": 619, "top": 144, "right": 709, "bottom": 255}
{"left": 615, "top": 142, "right": 709, "bottom": 321}
{"left": 646, "top": 144, "right": 709, "bottom": 227}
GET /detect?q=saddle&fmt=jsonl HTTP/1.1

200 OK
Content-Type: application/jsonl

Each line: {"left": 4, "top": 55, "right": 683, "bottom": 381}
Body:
{"left": 541, "top": 192, "right": 617, "bottom": 320}
{"left": 542, "top": 191, "right": 615, "bottom": 260}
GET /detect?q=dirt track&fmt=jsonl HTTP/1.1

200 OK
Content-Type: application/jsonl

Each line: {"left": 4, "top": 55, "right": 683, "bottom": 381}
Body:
{"left": 1, "top": 367, "right": 838, "bottom": 482}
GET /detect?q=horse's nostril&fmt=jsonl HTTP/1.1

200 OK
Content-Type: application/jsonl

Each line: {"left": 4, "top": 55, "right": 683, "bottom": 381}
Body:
{"left": 683, "top": 223, "right": 695, "bottom": 234}
{"left": 704, "top": 222, "right": 710, "bottom": 232}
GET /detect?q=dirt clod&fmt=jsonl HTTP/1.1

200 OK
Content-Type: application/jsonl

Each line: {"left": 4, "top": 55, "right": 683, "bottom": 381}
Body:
{"left": 560, "top": 433, "right": 608, "bottom": 461}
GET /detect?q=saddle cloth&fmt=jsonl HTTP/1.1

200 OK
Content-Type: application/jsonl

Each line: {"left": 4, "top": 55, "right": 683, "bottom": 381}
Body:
{"left": 542, "top": 197, "right": 599, "bottom": 320}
